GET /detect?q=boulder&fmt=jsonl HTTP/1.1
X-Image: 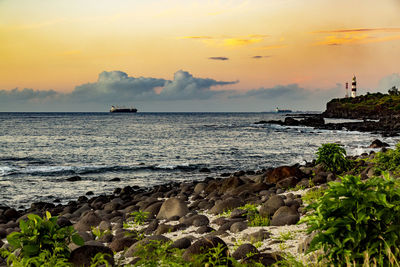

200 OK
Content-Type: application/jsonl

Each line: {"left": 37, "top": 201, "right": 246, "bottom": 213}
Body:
{"left": 74, "top": 211, "right": 102, "bottom": 232}
{"left": 109, "top": 237, "right": 137, "bottom": 252}
{"left": 265, "top": 166, "right": 304, "bottom": 184}
{"left": 270, "top": 206, "right": 300, "bottom": 226}
{"left": 182, "top": 236, "right": 228, "bottom": 262}
{"left": 259, "top": 195, "right": 285, "bottom": 217}
{"left": 144, "top": 201, "right": 163, "bottom": 219}
{"left": 124, "top": 235, "right": 171, "bottom": 257}
{"left": 193, "top": 183, "right": 207, "bottom": 194}
{"left": 232, "top": 243, "right": 259, "bottom": 260}
{"left": 66, "top": 176, "right": 82, "bottom": 182}
{"left": 230, "top": 221, "right": 248, "bottom": 233}
{"left": 209, "top": 197, "right": 244, "bottom": 215}
{"left": 156, "top": 198, "right": 189, "bottom": 220}
{"left": 276, "top": 176, "right": 299, "bottom": 189}
{"left": 169, "top": 237, "right": 192, "bottom": 250}
{"left": 242, "top": 252, "right": 282, "bottom": 266}
{"left": 369, "top": 139, "right": 389, "bottom": 148}
{"left": 69, "top": 245, "right": 114, "bottom": 267}
{"left": 218, "top": 176, "right": 246, "bottom": 194}
{"left": 243, "top": 229, "right": 270, "bottom": 243}
{"left": 196, "top": 226, "right": 214, "bottom": 234}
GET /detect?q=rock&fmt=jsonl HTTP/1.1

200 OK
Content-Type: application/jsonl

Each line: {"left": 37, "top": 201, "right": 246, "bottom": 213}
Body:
{"left": 265, "top": 166, "right": 304, "bottom": 184}
{"left": 57, "top": 216, "right": 72, "bottom": 227}
{"left": 144, "top": 219, "right": 159, "bottom": 235}
{"left": 312, "top": 174, "right": 327, "bottom": 185}
{"left": 66, "top": 176, "right": 82, "bottom": 182}
{"left": 230, "top": 221, "right": 248, "bottom": 233}
{"left": 156, "top": 198, "right": 189, "bottom": 220}
{"left": 182, "top": 236, "right": 228, "bottom": 262}
{"left": 4, "top": 208, "right": 20, "bottom": 221}
{"left": 242, "top": 252, "right": 282, "bottom": 266}
{"left": 218, "top": 176, "right": 246, "bottom": 194}
{"left": 298, "top": 232, "right": 317, "bottom": 254}
{"left": 196, "top": 226, "right": 214, "bottom": 234}
{"left": 124, "top": 235, "right": 171, "bottom": 257}
{"left": 232, "top": 243, "right": 259, "bottom": 260}
{"left": 209, "top": 197, "right": 244, "bottom": 215}
{"left": 243, "top": 229, "right": 270, "bottom": 243}
{"left": 109, "top": 237, "right": 137, "bottom": 252}
{"left": 169, "top": 237, "right": 191, "bottom": 249}
{"left": 276, "top": 176, "right": 299, "bottom": 189}
{"left": 110, "top": 177, "right": 121, "bottom": 182}
{"left": 259, "top": 195, "right": 285, "bottom": 217}
{"left": 69, "top": 245, "right": 114, "bottom": 267}
{"left": 270, "top": 206, "right": 300, "bottom": 226}
{"left": 144, "top": 201, "right": 163, "bottom": 219}
{"left": 98, "top": 221, "right": 111, "bottom": 231}
{"left": 193, "top": 183, "right": 207, "bottom": 194}
{"left": 369, "top": 139, "right": 389, "bottom": 148}
{"left": 199, "top": 168, "right": 211, "bottom": 173}
{"left": 230, "top": 208, "right": 247, "bottom": 219}
{"left": 154, "top": 224, "right": 176, "bottom": 235}
{"left": 74, "top": 211, "right": 102, "bottom": 232}
{"left": 192, "top": 215, "right": 210, "bottom": 227}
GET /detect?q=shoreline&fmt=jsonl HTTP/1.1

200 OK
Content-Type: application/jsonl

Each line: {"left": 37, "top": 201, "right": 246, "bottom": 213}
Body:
{"left": 0, "top": 139, "right": 388, "bottom": 266}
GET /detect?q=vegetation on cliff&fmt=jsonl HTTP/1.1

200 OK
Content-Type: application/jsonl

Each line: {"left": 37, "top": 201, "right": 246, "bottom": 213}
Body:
{"left": 324, "top": 87, "right": 400, "bottom": 119}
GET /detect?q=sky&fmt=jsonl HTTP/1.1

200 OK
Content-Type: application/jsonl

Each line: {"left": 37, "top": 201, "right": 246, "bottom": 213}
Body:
{"left": 1, "top": 0, "right": 400, "bottom": 112}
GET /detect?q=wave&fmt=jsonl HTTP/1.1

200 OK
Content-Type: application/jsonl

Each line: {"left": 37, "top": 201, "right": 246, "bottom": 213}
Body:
{"left": 0, "top": 163, "right": 207, "bottom": 177}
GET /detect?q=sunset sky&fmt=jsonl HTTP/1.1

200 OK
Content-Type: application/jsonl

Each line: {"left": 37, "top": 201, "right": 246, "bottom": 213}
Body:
{"left": 1, "top": 0, "right": 400, "bottom": 111}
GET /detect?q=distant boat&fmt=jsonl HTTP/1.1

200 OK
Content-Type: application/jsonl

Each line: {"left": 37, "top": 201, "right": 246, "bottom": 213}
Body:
{"left": 110, "top": 105, "right": 137, "bottom": 113}
{"left": 275, "top": 107, "right": 292, "bottom": 113}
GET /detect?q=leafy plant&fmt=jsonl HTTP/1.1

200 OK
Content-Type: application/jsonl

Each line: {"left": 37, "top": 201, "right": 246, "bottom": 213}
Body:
{"left": 248, "top": 213, "right": 270, "bottom": 227}
{"left": 91, "top": 227, "right": 111, "bottom": 240}
{"left": 302, "top": 187, "right": 326, "bottom": 205}
{"left": 276, "top": 231, "right": 295, "bottom": 241}
{"left": 315, "top": 143, "right": 350, "bottom": 174}
{"left": 90, "top": 252, "right": 112, "bottom": 267}
{"left": 301, "top": 173, "right": 400, "bottom": 265}
{"left": 374, "top": 143, "right": 400, "bottom": 174}
{"left": 1, "top": 211, "right": 84, "bottom": 266}
{"left": 130, "top": 210, "right": 150, "bottom": 226}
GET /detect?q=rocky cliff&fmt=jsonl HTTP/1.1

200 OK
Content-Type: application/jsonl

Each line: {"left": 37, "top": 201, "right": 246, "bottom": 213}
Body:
{"left": 322, "top": 93, "right": 400, "bottom": 119}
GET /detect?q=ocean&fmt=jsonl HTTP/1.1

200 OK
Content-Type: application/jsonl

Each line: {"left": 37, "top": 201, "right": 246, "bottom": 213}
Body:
{"left": 0, "top": 112, "right": 397, "bottom": 209}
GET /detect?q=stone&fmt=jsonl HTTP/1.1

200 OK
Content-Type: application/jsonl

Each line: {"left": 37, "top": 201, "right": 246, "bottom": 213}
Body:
{"left": 196, "top": 226, "right": 214, "bottom": 234}
{"left": 312, "top": 174, "right": 327, "bottom": 185}
{"left": 242, "top": 252, "right": 282, "bottom": 266}
{"left": 265, "top": 166, "right": 304, "bottom": 184}
{"left": 193, "top": 183, "right": 207, "bottom": 194}
{"left": 74, "top": 211, "right": 102, "bottom": 232}
{"left": 109, "top": 237, "right": 137, "bottom": 252}
{"left": 182, "top": 236, "right": 228, "bottom": 262}
{"left": 218, "top": 176, "right": 246, "bottom": 194}
{"left": 98, "top": 220, "right": 111, "bottom": 232}
{"left": 57, "top": 216, "right": 73, "bottom": 227}
{"left": 144, "top": 219, "right": 159, "bottom": 235}
{"left": 271, "top": 206, "right": 300, "bottom": 226}
{"left": 232, "top": 243, "right": 259, "bottom": 260}
{"left": 144, "top": 201, "right": 163, "bottom": 219}
{"left": 259, "top": 195, "right": 285, "bottom": 217}
{"left": 154, "top": 224, "right": 176, "bottom": 235}
{"left": 124, "top": 235, "right": 171, "bottom": 257}
{"left": 156, "top": 198, "right": 189, "bottom": 220}
{"left": 209, "top": 197, "right": 244, "bottom": 215}
{"left": 192, "top": 215, "right": 210, "bottom": 227}
{"left": 69, "top": 245, "right": 114, "bottom": 267}
{"left": 4, "top": 208, "right": 20, "bottom": 221}
{"left": 369, "top": 139, "right": 389, "bottom": 148}
{"left": 230, "top": 221, "right": 248, "bottom": 233}
{"left": 66, "top": 176, "right": 82, "bottom": 182}
{"left": 276, "top": 176, "right": 299, "bottom": 189}
{"left": 169, "top": 237, "right": 191, "bottom": 249}
{"left": 243, "top": 229, "right": 270, "bottom": 243}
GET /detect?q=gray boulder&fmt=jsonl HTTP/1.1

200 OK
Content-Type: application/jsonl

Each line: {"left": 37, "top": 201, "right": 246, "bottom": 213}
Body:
{"left": 156, "top": 198, "right": 189, "bottom": 220}
{"left": 259, "top": 195, "right": 285, "bottom": 217}
{"left": 270, "top": 206, "right": 300, "bottom": 226}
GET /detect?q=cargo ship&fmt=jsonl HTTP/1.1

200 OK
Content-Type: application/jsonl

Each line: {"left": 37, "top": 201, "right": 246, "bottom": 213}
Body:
{"left": 110, "top": 105, "right": 137, "bottom": 113}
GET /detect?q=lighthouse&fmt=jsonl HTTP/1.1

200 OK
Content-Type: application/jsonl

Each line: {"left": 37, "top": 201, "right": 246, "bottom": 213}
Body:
{"left": 351, "top": 75, "right": 357, "bottom": 98}
{"left": 345, "top": 82, "right": 349, "bottom": 98}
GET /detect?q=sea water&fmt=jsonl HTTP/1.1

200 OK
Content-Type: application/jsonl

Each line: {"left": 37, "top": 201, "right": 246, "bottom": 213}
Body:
{"left": 0, "top": 112, "right": 397, "bottom": 208}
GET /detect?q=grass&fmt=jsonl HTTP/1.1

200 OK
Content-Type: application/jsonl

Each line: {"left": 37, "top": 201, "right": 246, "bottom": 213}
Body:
{"left": 301, "top": 187, "right": 326, "bottom": 205}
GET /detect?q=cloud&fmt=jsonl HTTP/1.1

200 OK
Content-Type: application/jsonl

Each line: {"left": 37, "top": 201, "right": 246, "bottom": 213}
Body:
{"left": 159, "top": 70, "right": 238, "bottom": 100}
{"left": 0, "top": 88, "right": 59, "bottom": 103}
{"left": 313, "top": 27, "right": 400, "bottom": 46}
{"left": 178, "top": 34, "right": 268, "bottom": 48}
{"left": 0, "top": 70, "right": 238, "bottom": 110}
{"left": 252, "top": 55, "right": 271, "bottom": 59}
{"left": 378, "top": 73, "right": 400, "bottom": 91}
{"left": 314, "top": 28, "right": 400, "bottom": 34}
{"left": 208, "top": 57, "right": 229, "bottom": 60}
{"left": 255, "top": 44, "right": 286, "bottom": 50}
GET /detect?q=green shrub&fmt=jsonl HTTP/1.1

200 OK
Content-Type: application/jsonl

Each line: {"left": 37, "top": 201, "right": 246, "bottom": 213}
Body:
{"left": 315, "top": 143, "right": 350, "bottom": 174}
{"left": 301, "top": 174, "right": 400, "bottom": 265}
{"left": 375, "top": 143, "right": 400, "bottom": 173}
{"left": 130, "top": 210, "right": 150, "bottom": 226}
{"left": 1, "top": 211, "right": 84, "bottom": 266}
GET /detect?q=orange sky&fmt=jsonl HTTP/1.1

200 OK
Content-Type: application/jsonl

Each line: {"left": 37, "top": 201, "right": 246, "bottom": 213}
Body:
{"left": 1, "top": 0, "right": 399, "bottom": 94}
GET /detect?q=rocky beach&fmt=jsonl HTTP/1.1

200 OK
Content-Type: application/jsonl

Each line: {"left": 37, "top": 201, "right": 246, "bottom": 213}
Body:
{"left": 0, "top": 138, "right": 390, "bottom": 266}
